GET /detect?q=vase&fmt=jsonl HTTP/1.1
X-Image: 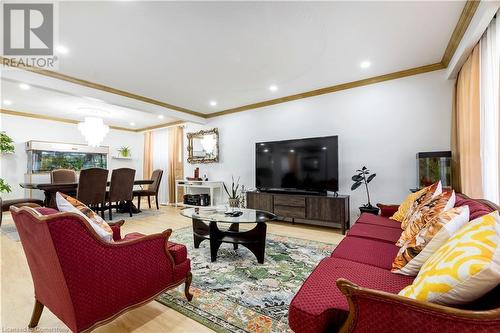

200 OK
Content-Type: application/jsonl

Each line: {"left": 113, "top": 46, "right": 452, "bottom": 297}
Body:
{"left": 228, "top": 198, "right": 239, "bottom": 208}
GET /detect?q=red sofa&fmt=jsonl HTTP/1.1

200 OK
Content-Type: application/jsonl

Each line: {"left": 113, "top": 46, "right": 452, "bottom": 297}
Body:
{"left": 10, "top": 206, "right": 192, "bottom": 333}
{"left": 288, "top": 194, "right": 500, "bottom": 332}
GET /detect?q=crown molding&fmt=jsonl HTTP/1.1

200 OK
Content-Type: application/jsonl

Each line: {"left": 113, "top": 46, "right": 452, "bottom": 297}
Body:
{"left": 441, "top": 0, "right": 480, "bottom": 67}
{"left": 1, "top": 108, "right": 135, "bottom": 132}
{"left": 206, "top": 63, "right": 445, "bottom": 118}
{"left": 1, "top": 1, "right": 477, "bottom": 120}
{"left": 138, "top": 120, "right": 185, "bottom": 132}
{"left": 0, "top": 56, "right": 205, "bottom": 118}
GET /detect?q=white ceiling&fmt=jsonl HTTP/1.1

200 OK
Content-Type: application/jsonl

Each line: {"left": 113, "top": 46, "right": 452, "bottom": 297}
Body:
{"left": 1, "top": 1, "right": 465, "bottom": 125}
{"left": 54, "top": 1, "right": 464, "bottom": 113}
{"left": 1, "top": 78, "right": 178, "bottom": 129}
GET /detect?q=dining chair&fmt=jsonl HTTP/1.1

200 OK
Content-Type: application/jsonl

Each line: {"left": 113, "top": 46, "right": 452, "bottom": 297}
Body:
{"left": 107, "top": 168, "right": 136, "bottom": 220}
{"left": 50, "top": 169, "right": 77, "bottom": 184}
{"left": 76, "top": 168, "right": 109, "bottom": 219}
{"left": 133, "top": 169, "right": 163, "bottom": 211}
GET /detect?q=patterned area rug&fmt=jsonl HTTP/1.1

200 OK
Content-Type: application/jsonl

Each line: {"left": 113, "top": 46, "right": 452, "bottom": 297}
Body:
{"left": 156, "top": 226, "right": 335, "bottom": 333}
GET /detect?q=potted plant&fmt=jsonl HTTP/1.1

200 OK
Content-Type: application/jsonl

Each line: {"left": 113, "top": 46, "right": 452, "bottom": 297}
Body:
{"left": 118, "top": 146, "right": 131, "bottom": 158}
{"left": 0, "top": 131, "right": 15, "bottom": 195}
{"left": 223, "top": 176, "right": 241, "bottom": 208}
{"left": 351, "top": 166, "right": 379, "bottom": 215}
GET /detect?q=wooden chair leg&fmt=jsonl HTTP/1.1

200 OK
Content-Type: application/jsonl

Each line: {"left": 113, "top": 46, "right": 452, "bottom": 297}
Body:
{"left": 128, "top": 200, "right": 133, "bottom": 217}
{"left": 148, "top": 196, "right": 151, "bottom": 209}
{"left": 109, "top": 202, "right": 113, "bottom": 220}
{"left": 137, "top": 196, "right": 141, "bottom": 211}
{"left": 101, "top": 202, "right": 105, "bottom": 219}
{"left": 28, "top": 299, "right": 44, "bottom": 328}
{"left": 184, "top": 272, "right": 193, "bottom": 301}
{"left": 156, "top": 195, "right": 159, "bottom": 210}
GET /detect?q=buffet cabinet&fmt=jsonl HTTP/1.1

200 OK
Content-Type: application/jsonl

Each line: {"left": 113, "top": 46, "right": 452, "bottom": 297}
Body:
{"left": 246, "top": 192, "right": 350, "bottom": 234}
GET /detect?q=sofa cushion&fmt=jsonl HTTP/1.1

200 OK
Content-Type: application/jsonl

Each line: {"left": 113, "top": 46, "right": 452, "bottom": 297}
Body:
{"left": 288, "top": 257, "right": 414, "bottom": 333}
{"left": 331, "top": 236, "right": 399, "bottom": 270}
{"left": 455, "top": 194, "right": 495, "bottom": 220}
{"left": 356, "top": 212, "right": 401, "bottom": 229}
{"left": 347, "top": 223, "right": 402, "bottom": 243}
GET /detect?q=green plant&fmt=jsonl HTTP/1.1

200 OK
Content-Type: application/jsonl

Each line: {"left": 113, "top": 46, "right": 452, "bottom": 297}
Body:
{"left": 0, "top": 131, "right": 15, "bottom": 154}
{"left": 223, "top": 176, "right": 240, "bottom": 199}
{"left": 118, "top": 146, "right": 131, "bottom": 157}
{"left": 0, "top": 178, "right": 12, "bottom": 193}
{"left": 351, "top": 166, "right": 376, "bottom": 208}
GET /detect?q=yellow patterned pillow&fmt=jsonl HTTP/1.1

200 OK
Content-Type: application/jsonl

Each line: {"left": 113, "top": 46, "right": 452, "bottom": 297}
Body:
{"left": 390, "top": 189, "right": 426, "bottom": 222}
{"left": 399, "top": 211, "right": 500, "bottom": 305}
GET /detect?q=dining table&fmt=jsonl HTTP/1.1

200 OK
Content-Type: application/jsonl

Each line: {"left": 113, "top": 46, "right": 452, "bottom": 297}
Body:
{"left": 20, "top": 179, "right": 154, "bottom": 211}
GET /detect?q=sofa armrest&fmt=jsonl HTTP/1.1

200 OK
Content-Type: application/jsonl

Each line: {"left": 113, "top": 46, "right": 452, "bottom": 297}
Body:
{"left": 336, "top": 279, "right": 500, "bottom": 333}
{"left": 376, "top": 203, "right": 399, "bottom": 217}
{"left": 108, "top": 220, "right": 125, "bottom": 241}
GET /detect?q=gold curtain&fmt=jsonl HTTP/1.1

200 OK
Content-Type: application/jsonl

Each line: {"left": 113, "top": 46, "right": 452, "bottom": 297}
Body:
{"left": 451, "top": 44, "right": 483, "bottom": 198}
{"left": 143, "top": 131, "right": 153, "bottom": 180}
{"left": 168, "top": 126, "right": 184, "bottom": 204}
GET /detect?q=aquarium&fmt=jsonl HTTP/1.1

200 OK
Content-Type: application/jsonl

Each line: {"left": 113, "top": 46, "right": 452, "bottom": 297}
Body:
{"left": 26, "top": 141, "right": 109, "bottom": 174}
{"left": 417, "top": 151, "right": 452, "bottom": 189}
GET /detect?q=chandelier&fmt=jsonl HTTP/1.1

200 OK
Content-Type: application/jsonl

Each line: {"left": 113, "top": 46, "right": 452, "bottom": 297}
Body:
{"left": 78, "top": 117, "right": 109, "bottom": 147}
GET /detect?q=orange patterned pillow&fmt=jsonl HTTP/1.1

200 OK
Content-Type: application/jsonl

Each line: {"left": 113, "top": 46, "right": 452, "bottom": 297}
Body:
{"left": 56, "top": 192, "right": 113, "bottom": 242}
{"left": 392, "top": 205, "right": 469, "bottom": 275}
{"left": 396, "top": 190, "right": 455, "bottom": 247}
{"left": 400, "top": 181, "right": 442, "bottom": 230}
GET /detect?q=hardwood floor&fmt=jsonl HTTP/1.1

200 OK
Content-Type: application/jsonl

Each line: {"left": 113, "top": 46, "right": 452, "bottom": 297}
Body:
{"left": 1, "top": 204, "right": 344, "bottom": 332}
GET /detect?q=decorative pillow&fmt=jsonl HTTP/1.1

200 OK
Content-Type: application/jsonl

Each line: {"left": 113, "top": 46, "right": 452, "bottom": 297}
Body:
{"left": 399, "top": 211, "right": 500, "bottom": 305}
{"left": 391, "top": 188, "right": 427, "bottom": 222}
{"left": 399, "top": 181, "right": 442, "bottom": 230}
{"left": 392, "top": 205, "right": 469, "bottom": 276}
{"left": 56, "top": 192, "right": 113, "bottom": 242}
{"left": 396, "top": 190, "right": 456, "bottom": 247}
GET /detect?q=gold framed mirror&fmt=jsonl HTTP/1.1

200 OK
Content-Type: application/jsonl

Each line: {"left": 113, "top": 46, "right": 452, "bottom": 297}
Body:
{"left": 187, "top": 128, "right": 219, "bottom": 164}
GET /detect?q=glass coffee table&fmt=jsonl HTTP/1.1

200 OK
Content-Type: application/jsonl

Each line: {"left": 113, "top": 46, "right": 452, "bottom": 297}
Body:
{"left": 180, "top": 207, "right": 277, "bottom": 264}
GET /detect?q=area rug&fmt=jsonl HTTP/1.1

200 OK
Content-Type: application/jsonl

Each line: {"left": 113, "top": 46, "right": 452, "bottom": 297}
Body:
{"left": 156, "top": 226, "right": 335, "bottom": 333}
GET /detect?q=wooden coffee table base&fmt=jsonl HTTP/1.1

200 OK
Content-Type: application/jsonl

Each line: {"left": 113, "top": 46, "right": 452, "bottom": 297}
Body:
{"left": 192, "top": 218, "right": 267, "bottom": 264}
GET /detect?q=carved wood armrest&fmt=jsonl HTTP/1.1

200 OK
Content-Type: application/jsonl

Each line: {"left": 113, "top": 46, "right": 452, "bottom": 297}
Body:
{"left": 336, "top": 279, "right": 500, "bottom": 333}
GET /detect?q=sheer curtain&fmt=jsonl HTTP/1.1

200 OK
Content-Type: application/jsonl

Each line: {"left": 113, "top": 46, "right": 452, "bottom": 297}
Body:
{"left": 143, "top": 131, "right": 154, "bottom": 180}
{"left": 480, "top": 13, "right": 499, "bottom": 204}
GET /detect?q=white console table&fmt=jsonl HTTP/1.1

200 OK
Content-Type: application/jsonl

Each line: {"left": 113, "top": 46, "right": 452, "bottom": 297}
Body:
{"left": 174, "top": 180, "right": 224, "bottom": 207}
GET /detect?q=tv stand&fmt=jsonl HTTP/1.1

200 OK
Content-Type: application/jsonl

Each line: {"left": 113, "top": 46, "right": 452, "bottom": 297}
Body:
{"left": 246, "top": 191, "right": 350, "bottom": 234}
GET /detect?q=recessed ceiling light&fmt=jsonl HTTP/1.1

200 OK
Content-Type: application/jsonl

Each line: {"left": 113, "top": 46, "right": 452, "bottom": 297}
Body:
{"left": 260, "top": 143, "right": 265, "bottom": 146}
{"left": 3, "top": 99, "right": 12, "bottom": 105}
{"left": 269, "top": 85, "right": 278, "bottom": 92}
{"left": 263, "top": 149, "right": 269, "bottom": 153}
{"left": 129, "top": 122, "right": 135, "bottom": 126}
{"left": 289, "top": 149, "right": 295, "bottom": 153}
{"left": 360, "top": 60, "right": 371, "bottom": 69}
{"left": 55, "top": 45, "right": 69, "bottom": 54}
{"left": 158, "top": 115, "right": 165, "bottom": 119}
{"left": 209, "top": 100, "right": 217, "bottom": 107}
{"left": 322, "top": 146, "right": 327, "bottom": 150}
{"left": 19, "top": 83, "right": 30, "bottom": 90}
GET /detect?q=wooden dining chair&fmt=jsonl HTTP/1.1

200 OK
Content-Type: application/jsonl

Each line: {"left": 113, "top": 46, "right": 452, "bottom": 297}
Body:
{"left": 77, "top": 168, "right": 109, "bottom": 219}
{"left": 133, "top": 169, "right": 163, "bottom": 211}
{"left": 50, "top": 169, "right": 77, "bottom": 184}
{"left": 107, "top": 168, "right": 136, "bottom": 220}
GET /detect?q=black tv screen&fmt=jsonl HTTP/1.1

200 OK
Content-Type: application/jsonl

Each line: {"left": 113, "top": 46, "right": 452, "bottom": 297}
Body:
{"left": 256, "top": 136, "right": 339, "bottom": 194}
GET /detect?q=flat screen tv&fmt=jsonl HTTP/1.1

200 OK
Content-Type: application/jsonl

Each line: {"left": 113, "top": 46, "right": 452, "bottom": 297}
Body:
{"left": 256, "top": 136, "right": 338, "bottom": 195}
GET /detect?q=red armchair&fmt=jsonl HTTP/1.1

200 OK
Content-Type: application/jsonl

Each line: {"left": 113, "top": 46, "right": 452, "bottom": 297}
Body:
{"left": 10, "top": 206, "right": 192, "bottom": 333}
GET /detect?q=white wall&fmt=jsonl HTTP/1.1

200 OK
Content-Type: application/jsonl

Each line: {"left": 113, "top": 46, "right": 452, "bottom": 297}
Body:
{"left": 0, "top": 114, "right": 144, "bottom": 200}
{"left": 151, "top": 128, "right": 169, "bottom": 204}
{"left": 185, "top": 70, "right": 454, "bottom": 221}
